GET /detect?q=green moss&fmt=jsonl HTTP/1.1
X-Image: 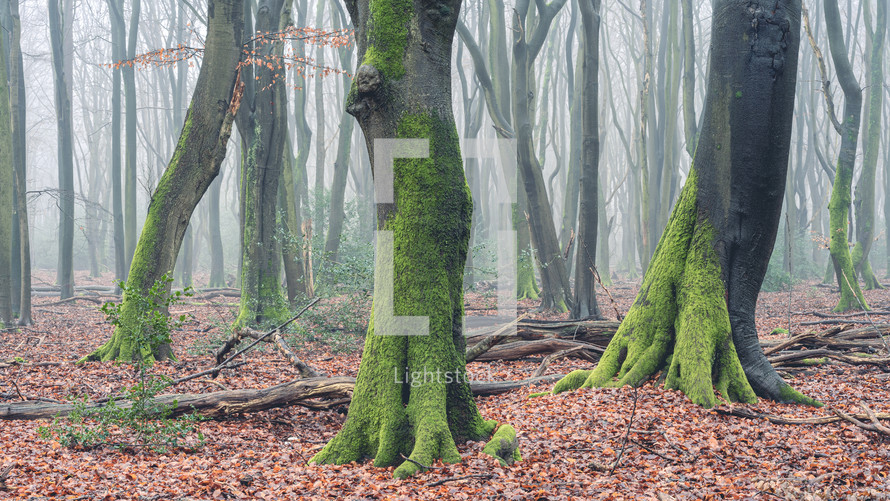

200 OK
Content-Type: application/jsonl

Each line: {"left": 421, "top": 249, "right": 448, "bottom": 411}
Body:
{"left": 778, "top": 382, "right": 822, "bottom": 407}
{"left": 527, "top": 391, "right": 549, "bottom": 398}
{"left": 552, "top": 369, "right": 593, "bottom": 394}
{"left": 552, "top": 171, "right": 769, "bottom": 407}
{"left": 312, "top": 111, "right": 498, "bottom": 478}
{"left": 363, "top": 0, "right": 412, "bottom": 80}
{"left": 482, "top": 424, "right": 520, "bottom": 466}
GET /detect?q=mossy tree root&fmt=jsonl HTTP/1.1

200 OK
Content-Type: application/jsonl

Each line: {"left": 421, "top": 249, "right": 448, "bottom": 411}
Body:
{"left": 553, "top": 175, "right": 790, "bottom": 408}
{"left": 482, "top": 424, "right": 521, "bottom": 466}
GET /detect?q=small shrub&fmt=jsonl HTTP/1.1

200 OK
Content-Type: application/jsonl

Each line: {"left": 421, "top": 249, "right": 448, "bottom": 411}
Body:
{"left": 39, "top": 274, "right": 205, "bottom": 452}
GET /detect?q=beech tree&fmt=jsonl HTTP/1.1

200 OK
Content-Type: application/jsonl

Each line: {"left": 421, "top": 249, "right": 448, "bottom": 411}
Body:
{"left": 554, "top": 0, "right": 817, "bottom": 408}
{"left": 311, "top": 0, "right": 511, "bottom": 478}
{"left": 83, "top": 0, "right": 244, "bottom": 362}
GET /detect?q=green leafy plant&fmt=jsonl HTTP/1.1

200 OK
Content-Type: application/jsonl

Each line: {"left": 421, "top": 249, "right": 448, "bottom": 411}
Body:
{"left": 39, "top": 274, "right": 205, "bottom": 452}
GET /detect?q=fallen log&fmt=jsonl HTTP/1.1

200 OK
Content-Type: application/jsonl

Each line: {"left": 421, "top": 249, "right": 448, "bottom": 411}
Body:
{"left": 0, "top": 374, "right": 565, "bottom": 421}
{"left": 474, "top": 338, "right": 603, "bottom": 362}
{"left": 465, "top": 318, "right": 620, "bottom": 349}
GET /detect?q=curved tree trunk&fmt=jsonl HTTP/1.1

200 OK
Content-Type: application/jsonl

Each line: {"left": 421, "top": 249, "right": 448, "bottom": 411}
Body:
{"left": 311, "top": 0, "right": 498, "bottom": 478}
{"left": 555, "top": 0, "right": 817, "bottom": 408}
{"left": 852, "top": 0, "right": 886, "bottom": 290}
{"left": 82, "top": 0, "right": 243, "bottom": 362}
{"left": 823, "top": 0, "right": 868, "bottom": 312}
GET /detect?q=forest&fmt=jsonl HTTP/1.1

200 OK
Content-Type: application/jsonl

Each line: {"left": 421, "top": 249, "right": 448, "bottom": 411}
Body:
{"left": 0, "top": 0, "right": 889, "bottom": 498}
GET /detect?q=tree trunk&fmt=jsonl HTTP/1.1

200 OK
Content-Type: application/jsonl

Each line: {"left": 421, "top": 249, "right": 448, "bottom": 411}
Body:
{"left": 108, "top": 0, "right": 127, "bottom": 287}
{"left": 48, "top": 0, "right": 75, "bottom": 300}
{"left": 823, "top": 0, "right": 868, "bottom": 312}
{"left": 511, "top": 0, "right": 572, "bottom": 312}
{"left": 124, "top": 0, "right": 140, "bottom": 269}
{"left": 9, "top": 0, "right": 29, "bottom": 325}
{"left": 234, "top": 0, "right": 289, "bottom": 328}
{"left": 852, "top": 0, "right": 886, "bottom": 290}
{"left": 554, "top": 0, "right": 817, "bottom": 408}
{"left": 571, "top": 0, "right": 601, "bottom": 320}
{"left": 82, "top": 0, "right": 243, "bottom": 362}
{"left": 207, "top": 174, "right": 226, "bottom": 287}
{"left": 311, "top": 0, "right": 498, "bottom": 478}
{"left": 0, "top": 29, "right": 12, "bottom": 323}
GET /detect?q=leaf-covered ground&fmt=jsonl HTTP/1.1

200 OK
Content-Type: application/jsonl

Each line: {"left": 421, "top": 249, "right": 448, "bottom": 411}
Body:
{"left": 1, "top": 271, "right": 889, "bottom": 499}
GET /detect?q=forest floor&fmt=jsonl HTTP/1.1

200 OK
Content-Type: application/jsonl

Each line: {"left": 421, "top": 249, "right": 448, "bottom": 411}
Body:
{"left": 1, "top": 270, "right": 889, "bottom": 500}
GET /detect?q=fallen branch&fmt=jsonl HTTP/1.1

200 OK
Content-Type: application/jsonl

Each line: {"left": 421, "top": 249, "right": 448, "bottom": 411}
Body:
{"left": 768, "top": 349, "right": 890, "bottom": 367}
{"left": 716, "top": 406, "right": 890, "bottom": 427}
{"left": 533, "top": 346, "right": 596, "bottom": 377}
{"left": 0, "top": 374, "right": 565, "bottom": 420}
{"left": 426, "top": 474, "right": 494, "bottom": 487}
{"left": 465, "top": 313, "right": 529, "bottom": 362}
{"left": 474, "top": 339, "right": 603, "bottom": 362}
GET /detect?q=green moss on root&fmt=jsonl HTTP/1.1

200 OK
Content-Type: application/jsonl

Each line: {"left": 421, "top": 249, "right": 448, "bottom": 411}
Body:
{"left": 482, "top": 424, "right": 521, "bottom": 466}
{"left": 311, "top": 111, "right": 498, "bottom": 478}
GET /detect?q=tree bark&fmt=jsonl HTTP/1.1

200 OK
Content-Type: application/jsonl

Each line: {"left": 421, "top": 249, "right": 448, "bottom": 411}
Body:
{"left": 82, "top": 0, "right": 244, "bottom": 362}
{"left": 823, "top": 0, "right": 868, "bottom": 312}
{"left": 108, "top": 0, "right": 127, "bottom": 287}
{"left": 571, "top": 0, "right": 602, "bottom": 320}
{"left": 48, "top": 0, "right": 75, "bottom": 300}
{"left": 0, "top": 28, "right": 13, "bottom": 324}
{"left": 123, "top": 0, "right": 141, "bottom": 269}
{"left": 554, "top": 0, "right": 817, "bottom": 408}
{"left": 310, "top": 0, "right": 498, "bottom": 478}
{"left": 9, "top": 0, "right": 30, "bottom": 325}
{"left": 234, "top": 0, "right": 290, "bottom": 328}
{"left": 852, "top": 0, "right": 886, "bottom": 290}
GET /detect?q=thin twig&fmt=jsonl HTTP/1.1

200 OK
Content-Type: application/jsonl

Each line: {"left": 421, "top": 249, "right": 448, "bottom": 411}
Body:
{"left": 609, "top": 383, "right": 640, "bottom": 475}
{"left": 399, "top": 453, "right": 444, "bottom": 471}
{"left": 426, "top": 474, "right": 493, "bottom": 487}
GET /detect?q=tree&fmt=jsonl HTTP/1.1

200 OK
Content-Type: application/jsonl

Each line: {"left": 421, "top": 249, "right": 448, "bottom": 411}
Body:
{"left": 83, "top": 0, "right": 244, "bottom": 362}
{"left": 0, "top": 23, "right": 13, "bottom": 324}
{"left": 571, "top": 0, "right": 601, "bottom": 320}
{"left": 554, "top": 0, "right": 817, "bottom": 408}
{"left": 311, "top": 0, "right": 505, "bottom": 478}
{"left": 852, "top": 0, "right": 886, "bottom": 290}
{"left": 233, "top": 0, "right": 290, "bottom": 328}
{"left": 48, "top": 0, "right": 75, "bottom": 300}
{"left": 107, "top": 0, "right": 128, "bottom": 286}
{"left": 819, "top": 0, "right": 868, "bottom": 311}
{"left": 9, "top": 0, "right": 30, "bottom": 325}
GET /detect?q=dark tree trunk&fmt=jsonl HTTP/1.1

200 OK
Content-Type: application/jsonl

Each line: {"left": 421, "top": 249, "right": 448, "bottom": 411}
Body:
{"left": 123, "top": 0, "right": 141, "bottom": 269}
{"left": 83, "top": 0, "right": 243, "bottom": 362}
{"left": 555, "top": 0, "right": 816, "bottom": 408}
{"left": 108, "top": 0, "right": 127, "bottom": 287}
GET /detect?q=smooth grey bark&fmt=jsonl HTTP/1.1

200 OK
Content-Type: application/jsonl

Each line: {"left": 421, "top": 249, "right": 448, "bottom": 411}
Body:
{"left": 122, "top": 0, "right": 140, "bottom": 270}
{"left": 48, "top": 0, "right": 74, "bottom": 300}
{"left": 571, "top": 0, "right": 601, "bottom": 320}
{"left": 9, "top": 0, "right": 29, "bottom": 325}
{"left": 107, "top": 0, "right": 127, "bottom": 286}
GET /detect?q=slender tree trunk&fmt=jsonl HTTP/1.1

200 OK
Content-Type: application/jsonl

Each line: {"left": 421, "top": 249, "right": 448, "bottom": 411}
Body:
{"left": 852, "top": 0, "right": 886, "bottom": 290}
{"left": 311, "top": 0, "right": 499, "bottom": 478}
{"left": 822, "top": 0, "right": 868, "bottom": 312}
{"left": 107, "top": 0, "right": 127, "bottom": 286}
{"left": 572, "top": 0, "right": 602, "bottom": 320}
{"left": 123, "top": 0, "right": 140, "bottom": 269}
{"left": 83, "top": 0, "right": 243, "bottom": 362}
{"left": 9, "top": 0, "right": 29, "bottom": 325}
{"left": 48, "top": 0, "right": 74, "bottom": 300}
{"left": 555, "top": 0, "right": 816, "bottom": 408}
{"left": 0, "top": 30, "right": 13, "bottom": 323}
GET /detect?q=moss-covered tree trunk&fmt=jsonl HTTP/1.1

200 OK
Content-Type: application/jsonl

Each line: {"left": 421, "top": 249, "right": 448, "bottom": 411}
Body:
{"left": 83, "top": 0, "right": 243, "bottom": 362}
{"left": 852, "top": 0, "right": 886, "bottom": 290}
{"left": 234, "top": 0, "right": 289, "bottom": 328}
{"left": 823, "top": 0, "right": 868, "bottom": 311}
{"left": 571, "top": 0, "right": 602, "bottom": 320}
{"left": 311, "top": 0, "right": 500, "bottom": 478}
{"left": 555, "top": 0, "right": 817, "bottom": 408}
